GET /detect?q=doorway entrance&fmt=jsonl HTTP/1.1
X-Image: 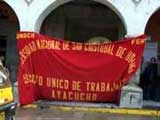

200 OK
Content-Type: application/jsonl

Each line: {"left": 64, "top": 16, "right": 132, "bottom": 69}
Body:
{"left": 140, "top": 9, "right": 160, "bottom": 101}
{"left": 0, "top": 1, "right": 19, "bottom": 83}
{"left": 40, "top": 0, "right": 126, "bottom": 43}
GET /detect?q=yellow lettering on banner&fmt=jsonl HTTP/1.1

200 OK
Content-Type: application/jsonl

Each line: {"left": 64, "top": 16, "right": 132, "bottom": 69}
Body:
{"left": 84, "top": 45, "right": 98, "bottom": 52}
{"left": 46, "top": 78, "right": 51, "bottom": 87}
{"left": 59, "top": 79, "right": 64, "bottom": 89}
{"left": 101, "top": 82, "right": 105, "bottom": 92}
{"left": 23, "top": 74, "right": 28, "bottom": 84}
{"left": 132, "top": 38, "right": 144, "bottom": 45}
{"left": 84, "top": 45, "right": 88, "bottom": 51}
{"left": 115, "top": 46, "right": 127, "bottom": 59}
{"left": 86, "top": 82, "right": 90, "bottom": 91}
{"left": 80, "top": 93, "right": 85, "bottom": 101}
{"left": 102, "top": 44, "right": 114, "bottom": 55}
{"left": 17, "top": 33, "right": 23, "bottom": 39}
{"left": 39, "top": 40, "right": 44, "bottom": 49}
{"left": 72, "top": 81, "right": 81, "bottom": 91}
{"left": 63, "top": 91, "right": 67, "bottom": 100}
{"left": 17, "top": 33, "right": 35, "bottom": 39}
{"left": 140, "top": 39, "right": 145, "bottom": 44}
{"left": 92, "top": 94, "right": 97, "bottom": 101}
{"left": 55, "top": 41, "right": 61, "bottom": 50}
{"left": 51, "top": 90, "right": 97, "bottom": 101}
{"left": 23, "top": 74, "right": 43, "bottom": 86}
{"left": 72, "top": 43, "right": 82, "bottom": 50}
{"left": 106, "top": 83, "right": 110, "bottom": 92}
{"left": 64, "top": 80, "right": 69, "bottom": 89}
{"left": 51, "top": 78, "right": 57, "bottom": 88}
{"left": 90, "top": 82, "right": 96, "bottom": 92}
{"left": 52, "top": 90, "right": 56, "bottom": 99}
{"left": 19, "top": 54, "right": 26, "bottom": 65}
{"left": 95, "top": 83, "right": 100, "bottom": 92}
{"left": 125, "top": 51, "right": 136, "bottom": 73}
{"left": 38, "top": 76, "right": 43, "bottom": 86}
{"left": 57, "top": 90, "right": 61, "bottom": 99}
{"left": 84, "top": 44, "right": 115, "bottom": 55}
{"left": 63, "top": 42, "right": 70, "bottom": 50}
{"left": 42, "top": 40, "right": 47, "bottom": 49}
{"left": 136, "top": 39, "right": 140, "bottom": 45}
{"left": 35, "top": 40, "right": 60, "bottom": 50}
{"left": 19, "top": 41, "right": 37, "bottom": 64}
{"left": 41, "top": 40, "right": 47, "bottom": 49}
{"left": 128, "top": 62, "right": 136, "bottom": 73}
{"left": 131, "top": 39, "right": 135, "bottom": 45}
{"left": 19, "top": 39, "right": 63, "bottom": 65}
{"left": 113, "top": 82, "right": 119, "bottom": 90}
{"left": 86, "top": 82, "right": 113, "bottom": 92}
{"left": 74, "top": 93, "right": 79, "bottom": 100}
{"left": 68, "top": 92, "right": 73, "bottom": 100}
{"left": 86, "top": 94, "right": 91, "bottom": 101}
{"left": 28, "top": 41, "right": 37, "bottom": 52}
{"left": 125, "top": 51, "right": 136, "bottom": 63}
{"left": 36, "top": 40, "right": 41, "bottom": 49}
{"left": 46, "top": 77, "right": 69, "bottom": 90}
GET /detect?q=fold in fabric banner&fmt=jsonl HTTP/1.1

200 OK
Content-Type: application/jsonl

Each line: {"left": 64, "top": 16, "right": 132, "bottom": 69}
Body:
{"left": 17, "top": 32, "right": 146, "bottom": 105}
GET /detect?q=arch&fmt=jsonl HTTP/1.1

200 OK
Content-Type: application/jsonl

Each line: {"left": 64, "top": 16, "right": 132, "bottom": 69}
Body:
{"left": 2, "top": 0, "right": 20, "bottom": 27}
{"left": 143, "top": 5, "right": 160, "bottom": 34}
{"left": 35, "top": 0, "right": 127, "bottom": 33}
{"left": 145, "top": 7, "right": 160, "bottom": 41}
{"left": 93, "top": 0, "right": 127, "bottom": 33}
{"left": 0, "top": 1, "right": 20, "bottom": 82}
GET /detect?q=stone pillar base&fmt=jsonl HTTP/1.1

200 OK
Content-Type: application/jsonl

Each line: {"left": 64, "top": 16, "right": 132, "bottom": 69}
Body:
{"left": 119, "top": 84, "right": 143, "bottom": 108}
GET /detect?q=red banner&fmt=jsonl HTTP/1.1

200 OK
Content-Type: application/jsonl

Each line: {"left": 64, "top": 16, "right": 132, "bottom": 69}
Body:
{"left": 17, "top": 32, "right": 146, "bottom": 105}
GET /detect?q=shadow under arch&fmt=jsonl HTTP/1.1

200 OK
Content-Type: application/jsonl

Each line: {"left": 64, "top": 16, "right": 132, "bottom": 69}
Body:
{"left": 35, "top": 0, "right": 127, "bottom": 37}
{"left": 144, "top": 7, "right": 160, "bottom": 66}
{"left": 2, "top": 0, "right": 20, "bottom": 27}
{"left": 141, "top": 7, "right": 160, "bottom": 101}
{"left": 145, "top": 7, "right": 160, "bottom": 42}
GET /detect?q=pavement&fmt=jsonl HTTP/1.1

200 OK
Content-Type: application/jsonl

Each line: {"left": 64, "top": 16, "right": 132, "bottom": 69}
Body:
{"left": 20, "top": 101, "right": 160, "bottom": 117}
{"left": 13, "top": 84, "right": 160, "bottom": 117}
{"left": 15, "top": 107, "right": 160, "bottom": 120}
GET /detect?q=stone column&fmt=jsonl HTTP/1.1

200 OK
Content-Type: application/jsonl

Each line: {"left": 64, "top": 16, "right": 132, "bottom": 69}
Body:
{"left": 119, "top": 35, "right": 143, "bottom": 108}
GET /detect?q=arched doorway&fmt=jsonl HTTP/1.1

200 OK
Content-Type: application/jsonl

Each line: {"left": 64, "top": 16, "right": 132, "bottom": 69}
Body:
{"left": 0, "top": 1, "right": 20, "bottom": 83}
{"left": 40, "top": 0, "right": 126, "bottom": 43}
{"left": 145, "top": 9, "right": 160, "bottom": 61}
{"left": 141, "top": 9, "right": 160, "bottom": 101}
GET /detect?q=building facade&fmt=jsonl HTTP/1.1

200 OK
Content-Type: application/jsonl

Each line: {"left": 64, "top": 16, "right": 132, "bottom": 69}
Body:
{"left": 0, "top": 0, "right": 160, "bottom": 100}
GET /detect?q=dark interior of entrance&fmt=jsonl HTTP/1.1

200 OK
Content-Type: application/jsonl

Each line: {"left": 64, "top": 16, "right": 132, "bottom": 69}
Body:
{"left": 0, "top": 35, "right": 7, "bottom": 64}
{"left": 40, "top": 0, "right": 126, "bottom": 43}
{"left": 0, "top": 1, "right": 19, "bottom": 83}
{"left": 140, "top": 9, "right": 160, "bottom": 101}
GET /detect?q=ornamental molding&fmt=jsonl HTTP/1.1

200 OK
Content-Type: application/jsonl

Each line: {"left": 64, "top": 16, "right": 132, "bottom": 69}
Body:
{"left": 132, "top": 0, "right": 142, "bottom": 7}
{"left": 24, "top": 0, "right": 34, "bottom": 6}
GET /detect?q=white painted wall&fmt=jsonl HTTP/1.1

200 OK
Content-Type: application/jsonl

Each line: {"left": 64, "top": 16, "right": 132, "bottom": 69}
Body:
{"left": 3, "top": 0, "right": 160, "bottom": 36}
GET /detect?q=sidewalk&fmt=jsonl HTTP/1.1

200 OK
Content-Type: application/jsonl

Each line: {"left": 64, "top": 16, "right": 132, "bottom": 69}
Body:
{"left": 143, "top": 100, "right": 160, "bottom": 109}
{"left": 13, "top": 84, "right": 160, "bottom": 117}
{"left": 22, "top": 101, "right": 160, "bottom": 117}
